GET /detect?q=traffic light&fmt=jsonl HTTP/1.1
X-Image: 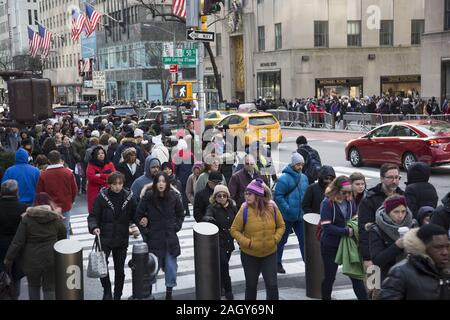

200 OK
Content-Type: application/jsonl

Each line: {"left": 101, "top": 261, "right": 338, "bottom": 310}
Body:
{"left": 203, "top": 0, "right": 223, "bottom": 15}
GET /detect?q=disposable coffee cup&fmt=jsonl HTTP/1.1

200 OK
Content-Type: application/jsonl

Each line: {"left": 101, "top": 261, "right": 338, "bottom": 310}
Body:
{"left": 398, "top": 227, "right": 409, "bottom": 238}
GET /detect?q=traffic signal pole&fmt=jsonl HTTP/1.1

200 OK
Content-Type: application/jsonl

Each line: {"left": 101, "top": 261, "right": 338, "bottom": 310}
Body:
{"left": 197, "top": 9, "right": 208, "bottom": 136}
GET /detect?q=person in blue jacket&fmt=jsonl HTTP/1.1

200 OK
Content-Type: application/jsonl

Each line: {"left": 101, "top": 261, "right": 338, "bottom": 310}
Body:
{"left": 319, "top": 175, "right": 368, "bottom": 300}
{"left": 274, "top": 152, "right": 309, "bottom": 274}
{"left": 1, "top": 148, "right": 40, "bottom": 204}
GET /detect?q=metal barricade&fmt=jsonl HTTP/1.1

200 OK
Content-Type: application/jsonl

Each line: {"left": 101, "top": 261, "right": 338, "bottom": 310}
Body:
{"left": 306, "top": 112, "right": 326, "bottom": 128}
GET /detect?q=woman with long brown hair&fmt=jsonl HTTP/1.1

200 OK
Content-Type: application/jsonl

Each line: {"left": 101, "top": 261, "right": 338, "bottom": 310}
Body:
{"left": 319, "top": 175, "right": 367, "bottom": 300}
{"left": 230, "top": 178, "right": 285, "bottom": 300}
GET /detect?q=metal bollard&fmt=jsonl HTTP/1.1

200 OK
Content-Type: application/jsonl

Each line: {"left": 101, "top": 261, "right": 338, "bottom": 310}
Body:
{"left": 193, "top": 222, "right": 221, "bottom": 300}
{"left": 303, "top": 213, "right": 324, "bottom": 299}
{"left": 128, "top": 242, "right": 158, "bottom": 300}
{"left": 54, "top": 239, "right": 84, "bottom": 300}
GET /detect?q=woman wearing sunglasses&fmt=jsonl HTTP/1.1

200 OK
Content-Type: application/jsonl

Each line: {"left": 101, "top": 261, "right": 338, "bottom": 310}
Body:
{"left": 203, "top": 185, "right": 238, "bottom": 300}
{"left": 319, "top": 175, "right": 368, "bottom": 300}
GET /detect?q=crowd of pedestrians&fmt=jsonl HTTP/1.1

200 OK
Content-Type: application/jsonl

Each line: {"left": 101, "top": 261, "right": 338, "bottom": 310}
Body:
{"left": 0, "top": 110, "right": 449, "bottom": 301}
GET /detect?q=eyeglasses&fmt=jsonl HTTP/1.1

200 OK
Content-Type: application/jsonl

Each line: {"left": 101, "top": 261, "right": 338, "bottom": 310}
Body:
{"left": 245, "top": 162, "right": 255, "bottom": 166}
{"left": 47, "top": 127, "right": 53, "bottom": 130}
{"left": 384, "top": 175, "right": 401, "bottom": 181}
{"left": 216, "top": 194, "right": 228, "bottom": 199}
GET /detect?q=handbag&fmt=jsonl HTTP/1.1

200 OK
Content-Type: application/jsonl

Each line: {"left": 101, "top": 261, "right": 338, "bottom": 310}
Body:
{"left": 0, "top": 270, "right": 15, "bottom": 300}
{"left": 86, "top": 235, "right": 108, "bottom": 278}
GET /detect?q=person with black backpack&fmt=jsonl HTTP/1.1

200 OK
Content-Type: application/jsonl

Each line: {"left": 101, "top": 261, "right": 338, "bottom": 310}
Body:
{"left": 296, "top": 136, "right": 322, "bottom": 184}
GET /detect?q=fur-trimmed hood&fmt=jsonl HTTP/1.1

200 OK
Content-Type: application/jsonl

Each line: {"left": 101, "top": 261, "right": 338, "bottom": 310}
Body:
{"left": 403, "top": 228, "right": 433, "bottom": 262}
{"left": 23, "top": 205, "right": 63, "bottom": 223}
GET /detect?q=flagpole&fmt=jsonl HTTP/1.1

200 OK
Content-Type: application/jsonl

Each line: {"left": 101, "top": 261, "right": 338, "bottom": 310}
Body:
{"left": 83, "top": 1, "right": 121, "bottom": 23}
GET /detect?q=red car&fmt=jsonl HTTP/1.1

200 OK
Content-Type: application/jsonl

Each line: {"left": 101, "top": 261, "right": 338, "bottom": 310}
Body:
{"left": 345, "top": 120, "right": 450, "bottom": 170}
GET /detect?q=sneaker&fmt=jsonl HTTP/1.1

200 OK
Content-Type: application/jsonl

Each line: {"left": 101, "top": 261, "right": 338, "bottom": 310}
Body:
{"left": 277, "top": 263, "right": 286, "bottom": 274}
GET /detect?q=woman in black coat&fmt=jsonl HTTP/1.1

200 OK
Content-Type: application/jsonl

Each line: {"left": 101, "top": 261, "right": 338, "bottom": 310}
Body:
{"left": 369, "top": 195, "right": 417, "bottom": 284}
{"left": 136, "top": 172, "right": 184, "bottom": 300}
{"left": 115, "top": 147, "right": 144, "bottom": 190}
{"left": 203, "top": 185, "right": 237, "bottom": 300}
{"left": 88, "top": 171, "right": 137, "bottom": 300}
{"left": 57, "top": 135, "right": 78, "bottom": 170}
{"left": 0, "top": 180, "right": 28, "bottom": 299}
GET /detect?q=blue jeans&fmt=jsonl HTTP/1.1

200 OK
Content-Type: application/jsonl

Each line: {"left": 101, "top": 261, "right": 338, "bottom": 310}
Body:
{"left": 62, "top": 211, "right": 71, "bottom": 238}
{"left": 240, "top": 251, "right": 278, "bottom": 300}
{"left": 151, "top": 250, "right": 178, "bottom": 288}
{"left": 277, "top": 219, "right": 305, "bottom": 264}
{"left": 320, "top": 243, "right": 368, "bottom": 300}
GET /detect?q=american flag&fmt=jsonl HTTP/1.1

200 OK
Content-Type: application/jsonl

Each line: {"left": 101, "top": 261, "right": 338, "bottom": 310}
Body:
{"left": 172, "top": 0, "right": 186, "bottom": 18}
{"left": 38, "top": 23, "right": 52, "bottom": 58}
{"left": 85, "top": 5, "right": 102, "bottom": 37}
{"left": 27, "top": 26, "right": 40, "bottom": 58}
{"left": 71, "top": 9, "right": 88, "bottom": 41}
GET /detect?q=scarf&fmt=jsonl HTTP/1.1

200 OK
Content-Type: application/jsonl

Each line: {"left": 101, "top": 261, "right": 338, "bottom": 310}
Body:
{"left": 375, "top": 206, "right": 414, "bottom": 241}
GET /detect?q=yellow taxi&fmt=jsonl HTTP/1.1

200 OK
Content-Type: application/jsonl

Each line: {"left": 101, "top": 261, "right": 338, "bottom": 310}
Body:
{"left": 204, "top": 110, "right": 231, "bottom": 127}
{"left": 216, "top": 110, "right": 282, "bottom": 147}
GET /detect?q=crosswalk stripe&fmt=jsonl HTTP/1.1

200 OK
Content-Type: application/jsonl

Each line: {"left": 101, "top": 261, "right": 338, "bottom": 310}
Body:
{"left": 70, "top": 212, "right": 306, "bottom": 297}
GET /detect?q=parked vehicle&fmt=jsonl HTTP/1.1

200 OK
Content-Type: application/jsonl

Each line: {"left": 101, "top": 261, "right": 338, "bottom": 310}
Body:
{"left": 95, "top": 105, "right": 139, "bottom": 124}
{"left": 138, "top": 106, "right": 191, "bottom": 132}
{"left": 345, "top": 120, "right": 450, "bottom": 170}
{"left": 52, "top": 105, "right": 75, "bottom": 117}
{"left": 77, "top": 101, "right": 91, "bottom": 116}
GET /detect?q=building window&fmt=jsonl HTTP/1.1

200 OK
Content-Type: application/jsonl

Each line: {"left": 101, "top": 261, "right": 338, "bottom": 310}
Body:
{"left": 380, "top": 20, "right": 393, "bottom": 46}
{"left": 347, "top": 21, "right": 361, "bottom": 47}
{"left": 257, "top": 71, "right": 281, "bottom": 103}
{"left": 275, "top": 23, "right": 282, "bottom": 50}
{"left": 314, "top": 21, "right": 329, "bottom": 47}
{"left": 257, "top": 0, "right": 263, "bottom": 4}
{"left": 34, "top": 10, "right": 38, "bottom": 25}
{"left": 258, "top": 26, "right": 265, "bottom": 51}
{"left": 216, "top": 33, "right": 222, "bottom": 56}
{"left": 28, "top": 10, "right": 32, "bottom": 25}
{"left": 411, "top": 20, "right": 424, "bottom": 45}
{"left": 446, "top": 0, "right": 450, "bottom": 30}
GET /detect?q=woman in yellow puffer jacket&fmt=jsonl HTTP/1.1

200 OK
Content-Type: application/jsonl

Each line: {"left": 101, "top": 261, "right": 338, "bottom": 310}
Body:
{"left": 230, "top": 178, "right": 285, "bottom": 300}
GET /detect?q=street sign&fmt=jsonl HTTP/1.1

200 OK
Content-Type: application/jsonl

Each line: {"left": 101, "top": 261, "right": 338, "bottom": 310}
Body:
{"left": 163, "top": 56, "right": 196, "bottom": 65}
{"left": 186, "top": 30, "right": 215, "bottom": 42}
{"left": 92, "top": 71, "right": 106, "bottom": 90}
{"left": 172, "top": 83, "right": 193, "bottom": 100}
{"left": 169, "top": 65, "right": 178, "bottom": 73}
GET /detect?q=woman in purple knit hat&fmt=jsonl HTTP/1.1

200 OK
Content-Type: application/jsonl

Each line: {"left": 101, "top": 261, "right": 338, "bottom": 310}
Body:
{"left": 230, "top": 178, "right": 285, "bottom": 300}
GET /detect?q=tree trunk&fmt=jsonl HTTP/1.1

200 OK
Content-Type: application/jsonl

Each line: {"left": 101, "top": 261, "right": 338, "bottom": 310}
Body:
{"left": 204, "top": 42, "right": 223, "bottom": 103}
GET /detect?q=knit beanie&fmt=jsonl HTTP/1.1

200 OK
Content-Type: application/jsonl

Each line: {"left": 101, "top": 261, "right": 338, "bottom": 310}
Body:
{"left": 246, "top": 178, "right": 265, "bottom": 197}
{"left": 384, "top": 196, "right": 407, "bottom": 214}
{"left": 212, "top": 185, "right": 230, "bottom": 198}
{"left": 291, "top": 152, "right": 305, "bottom": 166}
{"left": 134, "top": 128, "right": 144, "bottom": 138}
{"left": 193, "top": 161, "right": 204, "bottom": 171}
{"left": 91, "top": 130, "right": 100, "bottom": 138}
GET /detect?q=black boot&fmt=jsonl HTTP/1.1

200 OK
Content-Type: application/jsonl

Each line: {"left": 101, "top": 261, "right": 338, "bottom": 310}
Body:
{"left": 103, "top": 290, "right": 112, "bottom": 300}
{"left": 277, "top": 263, "right": 286, "bottom": 274}
{"left": 165, "top": 287, "right": 173, "bottom": 300}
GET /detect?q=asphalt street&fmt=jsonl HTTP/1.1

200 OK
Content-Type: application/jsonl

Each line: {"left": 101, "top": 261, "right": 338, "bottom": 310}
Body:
{"left": 16, "top": 127, "right": 449, "bottom": 300}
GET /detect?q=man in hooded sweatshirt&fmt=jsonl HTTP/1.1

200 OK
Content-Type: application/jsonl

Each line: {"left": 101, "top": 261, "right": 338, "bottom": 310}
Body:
{"left": 130, "top": 156, "right": 161, "bottom": 201}
{"left": 302, "top": 165, "right": 336, "bottom": 214}
{"left": 404, "top": 162, "right": 438, "bottom": 219}
{"left": 1, "top": 148, "right": 40, "bottom": 204}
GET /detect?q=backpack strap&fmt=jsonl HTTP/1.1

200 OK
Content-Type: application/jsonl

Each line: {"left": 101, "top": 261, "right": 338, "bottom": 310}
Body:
{"left": 243, "top": 206, "right": 248, "bottom": 227}
{"left": 243, "top": 201, "right": 277, "bottom": 227}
